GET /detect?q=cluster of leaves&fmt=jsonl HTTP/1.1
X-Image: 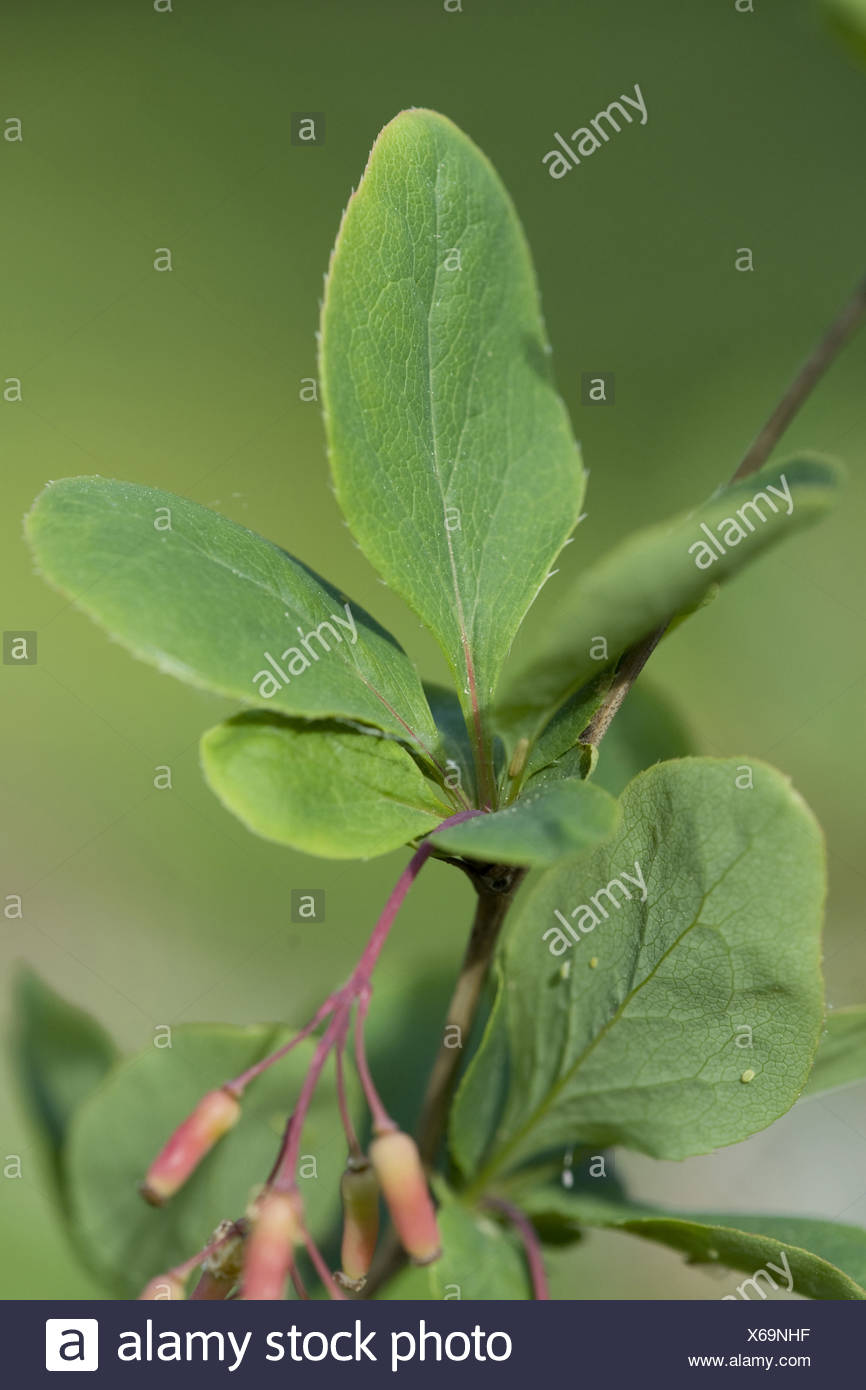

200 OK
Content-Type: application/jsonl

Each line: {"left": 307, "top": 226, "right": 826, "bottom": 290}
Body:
{"left": 18, "top": 108, "right": 866, "bottom": 1298}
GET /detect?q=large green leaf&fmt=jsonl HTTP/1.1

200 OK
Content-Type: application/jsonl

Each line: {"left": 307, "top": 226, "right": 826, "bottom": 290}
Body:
{"left": 452, "top": 758, "right": 825, "bottom": 1177}
{"left": 26, "top": 477, "right": 440, "bottom": 754}
{"left": 320, "top": 109, "right": 584, "bottom": 749}
{"left": 201, "top": 712, "right": 452, "bottom": 859}
{"left": 518, "top": 1190, "right": 866, "bottom": 1301}
{"left": 66, "top": 1023, "right": 360, "bottom": 1297}
{"left": 803, "top": 1006, "right": 866, "bottom": 1097}
{"left": 502, "top": 456, "right": 842, "bottom": 737}
{"left": 11, "top": 968, "right": 116, "bottom": 1198}
{"left": 378, "top": 1200, "right": 531, "bottom": 1300}
{"left": 429, "top": 779, "right": 618, "bottom": 867}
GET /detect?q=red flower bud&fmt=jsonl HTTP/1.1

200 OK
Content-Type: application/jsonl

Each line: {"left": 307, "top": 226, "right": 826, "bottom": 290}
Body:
{"left": 140, "top": 1088, "right": 241, "bottom": 1206}
{"left": 336, "top": 1157, "right": 379, "bottom": 1290}
{"left": 370, "top": 1129, "right": 440, "bottom": 1266}
{"left": 139, "top": 1272, "right": 186, "bottom": 1301}
{"left": 241, "top": 1189, "right": 304, "bottom": 1301}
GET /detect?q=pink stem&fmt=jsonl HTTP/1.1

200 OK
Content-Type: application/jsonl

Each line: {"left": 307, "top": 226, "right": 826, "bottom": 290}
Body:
{"left": 353, "top": 986, "right": 392, "bottom": 1133}
{"left": 482, "top": 1197, "right": 549, "bottom": 1300}
{"left": 224, "top": 813, "right": 480, "bottom": 1106}
{"left": 347, "top": 810, "right": 480, "bottom": 988}
{"left": 274, "top": 1013, "right": 343, "bottom": 1189}
{"left": 335, "top": 1014, "right": 362, "bottom": 1156}
{"left": 288, "top": 1258, "right": 309, "bottom": 1301}
{"left": 225, "top": 996, "right": 336, "bottom": 1097}
{"left": 302, "top": 1227, "right": 346, "bottom": 1300}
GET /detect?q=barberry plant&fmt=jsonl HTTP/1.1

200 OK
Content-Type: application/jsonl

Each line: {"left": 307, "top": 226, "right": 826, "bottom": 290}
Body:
{"left": 17, "top": 110, "right": 866, "bottom": 1300}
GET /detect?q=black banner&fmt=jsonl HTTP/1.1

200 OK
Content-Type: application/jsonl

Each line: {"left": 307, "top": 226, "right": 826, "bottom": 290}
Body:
{"left": 8, "top": 1298, "right": 861, "bottom": 1387}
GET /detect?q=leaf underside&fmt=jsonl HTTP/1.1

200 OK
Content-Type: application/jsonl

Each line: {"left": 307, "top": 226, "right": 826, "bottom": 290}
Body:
{"left": 429, "top": 778, "right": 618, "bottom": 867}
{"left": 201, "top": 712, "right": 451, "bottom": 859}
{"left": 502, "top": 455, "right": 843, "bottom": 739}
{"left": 519, "top": 1189, "right": 866, "bottom": 1300}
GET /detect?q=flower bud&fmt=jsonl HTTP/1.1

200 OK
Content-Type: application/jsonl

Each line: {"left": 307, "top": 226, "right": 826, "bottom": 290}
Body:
{"left": 140, "top": 1088, "right": 241, "bottom": 1206}
{"left": 336, "top": 1158, "right": 379, "bottom": 1290}
{"left": 139, "top": 1272, "right": 186, "bottom": 1301}
{"left": 241, "top": 1189, "right": 304, "bottom": 1300}
{"left": 369, "top": 1129, "right": 441, "bottom": 1266}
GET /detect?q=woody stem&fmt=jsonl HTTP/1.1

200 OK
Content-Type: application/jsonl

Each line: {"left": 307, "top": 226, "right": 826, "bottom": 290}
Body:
{"left": 582, "top": 268, "right": 866, "bottom": 749}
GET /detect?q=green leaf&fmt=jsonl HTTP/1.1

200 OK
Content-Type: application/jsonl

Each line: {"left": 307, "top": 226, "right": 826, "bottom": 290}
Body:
{"left": 11, "top": 968, "right": 116, "bottom": 1196}
{"left": 26, "top": 476, "right": 440, "bottom": 753}
{"left": 452, "top": 758, "right": 825, "bottom": 1177}
{"left": 803, "top": 1006, "right": 866, "bottom": 1097}
{"left": 502, "top": 456, "right": 842, "bottom": 737}
{"left": 518, "top": 1190, "right": 866, "bottom": 1301}
{"left": 201, "top": 712, "right": 452, "bottom": 859}
{"left": 825, "top": 0, "right": 866, "bottom": 60}
{"left": 66, "top": 1023, "right": 360, "bottom": 1297}
{"left": 429, "top": 779, "right": 619, "bottom": 867}
{"left": 424, "top": 683, "right": 478, "bottom": 804}
{"left": 378, "top": 1200, "right": 531, "bottom": 1299}
{"left": 519, "top": 670, "right": 613, "bottom": 784}
{"left": 320, "top": 109, "right": 584, "bottom": 738}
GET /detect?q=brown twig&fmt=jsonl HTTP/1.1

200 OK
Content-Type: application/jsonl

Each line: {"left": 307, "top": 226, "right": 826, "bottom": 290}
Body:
{"left": 582, "top": 270, "right": 866, "bottom": 749}
{"left": 415, "top": 867, "right": 524, "bottom": 1168}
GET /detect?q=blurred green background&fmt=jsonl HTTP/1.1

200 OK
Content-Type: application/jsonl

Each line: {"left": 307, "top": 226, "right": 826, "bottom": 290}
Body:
{"left": 2, "top": 0, "right": 864, "bottom": 1299}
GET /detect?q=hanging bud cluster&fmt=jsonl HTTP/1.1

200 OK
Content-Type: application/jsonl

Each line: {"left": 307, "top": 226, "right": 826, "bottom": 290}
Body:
{"left": 140, "top": 1088, "right": 241, "bottom": 1206}
{"left": 240, "top": 1189, "right": 305, "bottom": 1301}
{"left": 370, "top": 1128, "right": 441, "bottom": 1266}
{"left": 336, "top": 1157, "right": 380, "bottom": 1291}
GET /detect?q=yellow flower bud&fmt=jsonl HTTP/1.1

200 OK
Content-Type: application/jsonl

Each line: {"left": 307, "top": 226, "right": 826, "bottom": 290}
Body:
{"left": 370, "top": 1129, "right": 441, "bottom": 1266}
{"left": 241, "top": 1189, "right": 304, "bottom": 1300}
{"left": 337, "top": 1158, "right": 380, "bottom": 1290}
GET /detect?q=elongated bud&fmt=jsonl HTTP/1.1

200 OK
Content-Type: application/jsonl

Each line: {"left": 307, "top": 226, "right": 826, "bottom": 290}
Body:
{"left": 336, "top": 1157, "right": 379, "bottom": 1291}
{"left": 241, "top": 1189, "right": 304, "bottom": 1300}
{"left": 140, "top": 1088, "right": 241, "bottom": 1206}
{"left": 370, "top": 1129, "right": 441, "bottom": 1266}
{"left": 139, "top": 1272, "right": 186, "bottom": 1301}
{"left": 190, "top": 1220, "right": 246, "bottom": 1301}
